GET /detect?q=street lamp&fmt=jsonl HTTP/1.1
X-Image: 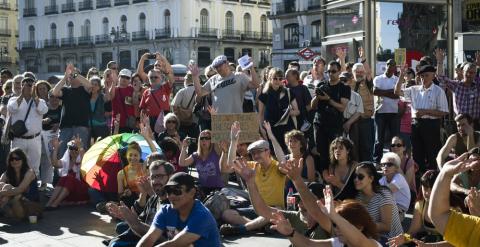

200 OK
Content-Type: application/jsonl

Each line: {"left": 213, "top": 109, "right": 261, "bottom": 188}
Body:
{"left": 110, "top": 26, "right": 127, "bottom": 63}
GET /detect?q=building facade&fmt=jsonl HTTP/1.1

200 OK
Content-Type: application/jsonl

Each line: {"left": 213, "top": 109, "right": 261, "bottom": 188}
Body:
{"left": 18, "top": 0, "right": 272, "bottom": 78}
{"left": 0, "top": 0, "right": 18, "bottom": 72}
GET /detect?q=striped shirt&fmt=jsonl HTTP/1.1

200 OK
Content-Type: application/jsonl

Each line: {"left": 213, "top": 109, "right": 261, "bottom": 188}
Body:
{"left": 402, "top": 83, "right": 449, "bottom": 119}
{"left": 438, "top": 76, "right": 480, "bottom": 119}
{"left": 356, "top": 188, "right": 404, "bottom": 238}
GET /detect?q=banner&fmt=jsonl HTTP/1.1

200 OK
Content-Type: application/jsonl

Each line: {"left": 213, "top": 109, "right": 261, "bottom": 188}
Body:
{"left": 394, "top": 48, "right": 407, "bottom": 65}
{"left": 211, "top": 113, "right": 259, "bottom": 143}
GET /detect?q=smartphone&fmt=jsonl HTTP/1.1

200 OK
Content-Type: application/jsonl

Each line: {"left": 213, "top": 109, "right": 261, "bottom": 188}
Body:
{"left": 147, "top": 54, "right": 156, "bottom": 59}
{"left": 185, "top": 137, "right": 197, "bottom": 144}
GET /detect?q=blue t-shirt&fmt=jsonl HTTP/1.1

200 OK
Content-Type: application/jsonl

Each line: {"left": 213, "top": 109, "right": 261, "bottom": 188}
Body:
{"left": 153, "top": 199, "right": 220, "bottom": 247}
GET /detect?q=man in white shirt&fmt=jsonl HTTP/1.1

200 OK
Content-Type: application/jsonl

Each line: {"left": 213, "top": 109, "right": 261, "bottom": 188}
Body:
{"left": 7, "top": 77, "right": 48, "bottom": 178}
{"left": 373, "top": 59, "right": 400, "bottom": 163}
{"left": 340, "top": 72, "right": 364, "bottom": 160}
{"left": 304, "top": 56, "right": 328, "bottom": 98}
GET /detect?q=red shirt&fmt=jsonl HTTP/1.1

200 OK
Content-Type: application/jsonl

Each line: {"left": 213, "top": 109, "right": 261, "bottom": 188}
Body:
{"left": 139, "top": 84, "right": 172, "bottom": 117}
{"left": 112, "top": 86, "right": 135, "bottom": 127}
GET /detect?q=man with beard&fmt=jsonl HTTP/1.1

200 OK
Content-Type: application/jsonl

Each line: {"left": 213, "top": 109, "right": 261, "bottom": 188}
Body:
{"left": 137, "top": 172, "right": 220, "bottom": 247}
{"left": 105, "top": 160, "right": 175, "bottom": 247}
{"left": 437, "top": 114, "right": 480, "bottom": 168}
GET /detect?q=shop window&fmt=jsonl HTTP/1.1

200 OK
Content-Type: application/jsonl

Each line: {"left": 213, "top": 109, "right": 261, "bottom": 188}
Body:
{"left": 325, "top": 2, "right": 363, "bottom": 36}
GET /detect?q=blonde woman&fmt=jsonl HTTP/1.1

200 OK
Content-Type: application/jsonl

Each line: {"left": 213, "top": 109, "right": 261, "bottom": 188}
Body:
{"left": 258, "top": 67, "right": 300, "bottom": 151}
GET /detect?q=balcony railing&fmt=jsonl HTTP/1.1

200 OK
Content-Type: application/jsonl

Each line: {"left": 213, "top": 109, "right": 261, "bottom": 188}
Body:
{"left": 222, "top": 29, "right": 241, "bottom": 40}
{"left": 0, "top": 56, "right": 12, "bottom": 63}
{"left": 258, "top": 0, "right": 270, "bottom": 6}
{"left": 275, "top": 1, "right": 297, "bottom": 15}
{"left": 308, "top": 0, "right": 320, "bottom": 10}
{"left": 95, "top": 34, "right": 111, "bottom": 44}
{"left": 112, "top": 33, "right": 130, "bottom": 42}
{"left": 240, "top": 31, "right": 272, "bottom": 41}
{"left": 61, "top": 37, "right": 76, "bottom": 47}
{"left": 132, "top": 0, "right": 148, "bottom": 3}
{"left": 23, "top": 8, "right": 37, "bottom": 17}
{"left": 96, "top": 0, "right": 111, "bottom": 8}
{"left": 61, "top": 3, "right": 76, "bottom": 13}
{"left": 78, "top": 36, "right": 94, "bottom": 46}
{"left": 198, "top": 28, "right": 218, "bottom": 38}
{"left": 284, "top": 39, "right": 299, "bottom": 49}
{"left": 114, "top": 0, "right": 129, "bottom": 6}
{"left": 311, "top": 37, "right": 321, "bottom": 46}
{"left": 79, "top": 0, "right": 93, "bottom": 11}
{"left": 44, "top": 39, "right": 60, "bottom": 48}
{"left": 44, "top": 5, "right": 59, "bottom": 15}
{"left": 155, "top": 28, "right": 171, "bottom": 39}
{"left": 21, "top": 41, "right": 36, "bottom": 49}
{"left": 132, "top": 30, "right": 149, "bottom": 41}
{"left": 48, "top": 65, "right": 61, "bottom": 73}
{"left": 0, "top": 2, "right": 10, "bottom": 10}
{"left": 0, "top": 29, "right": 11, "bottom": 37}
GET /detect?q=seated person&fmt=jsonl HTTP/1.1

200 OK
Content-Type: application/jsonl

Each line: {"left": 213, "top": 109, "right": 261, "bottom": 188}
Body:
{"left": 379, "top": 152, "right": 411, "bottom": 220}
{"left": 159, "top": 137, "right": 183, "bottom": 173}
{"left": 46, "top": 136, "right": 89, "bottom": 210}
{"left": 156, "top": 113, "right": 184, "bottom": 146}
{"left": 322, "top": 137, "right": 357, "bottom": 195}
{"left": 137, "top": 172, "right": 221, "bottom": 247}
{"left": 451, "top": 147, "right": 480, "bottom": 197}
{"left": 0, "top": 148, "right": 39, "bottom": 220}
{"left": 117, "top": 142, "right": 147, "bottom": 207}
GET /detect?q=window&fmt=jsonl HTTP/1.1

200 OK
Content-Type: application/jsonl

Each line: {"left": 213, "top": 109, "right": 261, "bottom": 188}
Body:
{"left": 138, "top": 49, "right": 149, "bottom": 66}
{"left": 28, "top": 25, "right": 35, "bottom": 41}
{"left": 49, "top": 0, "right": 56, "bottom": 6}
{"left": 311, "top": 20, "right": 320, "bottom": 45}
{"left": 164, "top": 10, "right": 170, "bottom": 31}
{"left": 243, "top": 13, "right": 251, "bottom": 33}
{"left": 82, "top": 19, "right": 91, "bottom": 37}
{"left": 139, "top": 13, "right": 146, "bottom": 32}
{"left": 241, "top": 48, "right": 252, "bottom": 57}
{"left": 325, "top": 2, "right": 363, "bottom": 36}
{"left": 284, "top": 23, "right": 299, "bottom": 49}
{"left": 101, "top": 52, "right": 112, "bottom": 70}
{"left": 225, "top": 11, "right": 233, "bottom": 32}
{"left": 200, "top": 9, "right": 209, "bottom": 31}
{"left": 102, "top": 17, "right": 109, "bottom": 35}
{"left": 121, "top": 15, "right": 127, "bottom": 31}
{"left": 224, "top": 47, "right": 235, "bottom": 62}
{"left": 50, "top": 23, "right": 56, "bottom": 40}
{"left": 197, "top": 46, "right": 210, "bottom": 67}
{"left": 67, "top": 21, "right": 74, "bottom": 38}
{"left": 119, "top": 50, "right": 131, "bottom": 69}
{"left": 260, "top": 15, "right": 267, "bottom": 35}
{"left": 25, "top": 0, "right": 34, "bottom": 8}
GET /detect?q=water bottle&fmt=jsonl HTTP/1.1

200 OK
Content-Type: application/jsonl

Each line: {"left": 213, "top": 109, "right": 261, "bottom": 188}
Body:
{"left": 286, "top": 188, "right": 296, "bottom": 211}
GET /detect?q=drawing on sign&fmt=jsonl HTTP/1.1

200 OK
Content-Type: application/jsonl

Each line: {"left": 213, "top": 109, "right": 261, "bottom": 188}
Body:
{"left": 394, "top": 48, "right": 406, "bottom": 66}
{"left": 211, "top": 113, "right": 260, "bottom": 143}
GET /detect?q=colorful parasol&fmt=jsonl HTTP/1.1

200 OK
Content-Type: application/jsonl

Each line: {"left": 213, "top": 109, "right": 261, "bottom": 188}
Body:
{"left": 81, "top": 133, "right": 162, "bottom": 192}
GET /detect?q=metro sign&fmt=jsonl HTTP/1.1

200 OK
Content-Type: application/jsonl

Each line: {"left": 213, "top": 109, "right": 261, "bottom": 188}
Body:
{"left": 297, "top": 47, "right": 317, "bottom": 60}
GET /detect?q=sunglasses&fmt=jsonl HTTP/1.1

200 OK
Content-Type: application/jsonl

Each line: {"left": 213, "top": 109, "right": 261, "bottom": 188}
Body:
{"left": 327, "top": 70, "right": 338, "bottom": 74}
{"left": 22, "top": 81, "right": 34, "bottom": 86}
{"left": 165, "top": 186, "right": 183, "bottom": 196}
{"left": 354, "top": 173, "right": 365, "bottom": 181}
{"left": 390, "top": 143, "right": 403, "bottom": 148}
{"left": 200, "top": 136, "right": 211, "bottom": 141}
{"left": 9, "top": 156, "right": 21, "bottom": 161}
{"left": 68, "top": 146, "right": 79, "bottom": 151}
{"left": 149, "top": 76, "right": 159, "bottom": 80}
{"left": 380, "top": 162, "right": 395, "bottom": 168}
{"left": 272, "top": 77, "right": 283, "bottom": 81}
{"left": 120, "top": 76, "right": 131, "bottom": 80}
{"left": 166, "top": 120, "right": 177, "bottom": 124}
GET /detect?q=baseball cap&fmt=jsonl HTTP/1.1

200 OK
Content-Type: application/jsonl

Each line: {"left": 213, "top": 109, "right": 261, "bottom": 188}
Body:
{"left": 247, "top": 140, "right": 270, "bottom": 153}
{"left": 119, "top": 68, "right": 132, "bottom": 78}
{"left": 211, "top": 55, "right": 228, "bottom": 69}
{"left": 165, "top": 172, "right": 195, "bottom": 189}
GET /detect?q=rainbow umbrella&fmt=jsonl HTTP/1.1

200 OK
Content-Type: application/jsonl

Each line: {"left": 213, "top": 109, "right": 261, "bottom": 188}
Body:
{"left": 81, "top": 133, "right": 162, "bottom": 192}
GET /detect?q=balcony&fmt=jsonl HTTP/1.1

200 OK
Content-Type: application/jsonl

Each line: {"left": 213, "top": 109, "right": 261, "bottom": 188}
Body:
{"left": 61, "top": 37, "right": 76, "bottom": 47}
{"left": 78, "top": 36, "right": 94, "bottom": 46}
{"left": 44, "top": 5, "right": 59, "bottom": 15}
{"left": 258, "top": 0, "right": 270, "bottom": 6}
{"left": 114, "top": 0, "right": 129, "bottom": 6}
{"left": 242, "top": 0, "right": 257, "bottom": 4}
{"left": 284, "top": 39, "right": 299, "bottom": 49}
{"left": 21, "top": 41, "right": 36, "bottom": 50}
{"left": 44, "top": 39, "right": 60, "bottom": 48}
{"left": 222, "top": 29, "right": 241, "bottom": 40}
{"left": 275, "top": 1, "right": 297, "bottom": 15}
{"left": 95, "top": 34, "right": 111, "bottom": 44}
{"left": 96, "top": 0, "right": 111, "bottom": 8}
{"left": 132, "top": 0, "right": 148, "bottom": 3}
{"left": 155, "top": 28, "right": 171, "bottom": 39}
{"left": 198, "top": 28, "right": 218, "bottom": 38}
{"left": 48, "top": 65, "right": 61, "bottom": 73}
{"left": 132, "top": 30, "right": 149, "bottom": 41}
{"left": 0, "top": 29, "right": 11, "bottom": 37}
{"left": 311, "top": 37, "right": 321, "bottom": 46}
{"left": 112, "top": 33, "right": 130, "bottom": 42}
{"left": 61, "top": 3, "right": 76, "bottom": 13}
{"left": 79, "top": 0, "right": 93, "bottom": 11}
{"left": 308, "top": 0, "right": 320, "bottom": 10}
{"left": 223, "top": 0, "right": 239, "bottom": 2}
{"left": 0, "top": 56, "right": 12, "bottom": 63}
{"left": 0, "top": 2, "right": 10, "bottom": 10}
{"left": 240, "top": 31, "right": 272, "bottom": 41}
{"left": 23, "top": 8, "right": 36, "bottom": 17}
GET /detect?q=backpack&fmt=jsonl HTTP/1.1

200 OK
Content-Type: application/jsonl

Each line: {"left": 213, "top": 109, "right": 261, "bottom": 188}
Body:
{"left": 203, "top": 190, "right": 230, "bottom": 220}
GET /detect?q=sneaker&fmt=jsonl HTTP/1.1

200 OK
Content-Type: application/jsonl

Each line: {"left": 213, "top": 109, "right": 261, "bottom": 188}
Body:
{"left": 38, "top": 183, "right": 47, "bottom": 192}
{"left": 219, "top": 224, "right": 245, "bottom": 236}
{"left": 96, "top": 202, "right": 108, "bottom": 214}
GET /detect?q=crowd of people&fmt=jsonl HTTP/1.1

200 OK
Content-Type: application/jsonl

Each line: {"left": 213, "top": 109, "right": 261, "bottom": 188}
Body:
{"left": 0, "top": 47, "right": 479, "bottom": 247}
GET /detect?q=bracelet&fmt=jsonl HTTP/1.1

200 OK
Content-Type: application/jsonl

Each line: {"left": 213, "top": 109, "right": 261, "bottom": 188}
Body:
{"left": 403, "top": 233, "right": 413, "bottom": 242}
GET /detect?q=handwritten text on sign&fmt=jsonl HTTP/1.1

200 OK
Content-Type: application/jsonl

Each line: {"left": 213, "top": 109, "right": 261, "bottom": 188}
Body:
{"left": 211, "top": 113, "right": 259, "bottom": 143}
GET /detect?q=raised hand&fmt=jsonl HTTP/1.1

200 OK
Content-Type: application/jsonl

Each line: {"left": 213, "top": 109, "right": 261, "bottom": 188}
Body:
{"left": 387, "top": 234, "right": 407, "bottom": 247}
{"left": 106, "top": 202, "right": 124, "bottom": 220}
{"left": 279, "top": 158, "right": 303, "bottom": 181}
{"left": 466, "top": 188, "right": 480, "bottom": 216}
{"left": 188, "top": 63, "right": 200, "bottom": 77}
{"left": 232, "top": 159, "right": 255, "bottom": 182}
{"left": 442, "top": 152, "right": 476, "bottom": 176}
{"left": 336, "top": 47, "right": 346, "bottom": 61}
{"left": 269, "top": 211, "right": 293, "bottom": 236}
{"left": 50, "top": 137, "right": 62, "bottom": 151}
{"left": 434, "top": 48, "right": 445, "bottom": 63}
{"left": 65, "top": 63, "right": 74, "bottom": 77}
{"left": 136, "top": 176, "right": 153, "bottom": 195}
{"left": 317, "top": 185, "right": 335, "bottom": 217}
{"left": 207, "top": 105, "right": 218, "bottom": 115}
{"left": 262, "top": 121, "right": 273, "bottom": 136}
{"left": 230, "top": 121, "right": 241, "bottom": 142}
{"left": 72, "top": 134, "right": 82, "bottom": 148}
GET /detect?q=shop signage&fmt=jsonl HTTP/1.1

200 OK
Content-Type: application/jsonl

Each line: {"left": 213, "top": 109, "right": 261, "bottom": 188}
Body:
{"left": 297, "top": 47, "right": 317, "bottom": 60}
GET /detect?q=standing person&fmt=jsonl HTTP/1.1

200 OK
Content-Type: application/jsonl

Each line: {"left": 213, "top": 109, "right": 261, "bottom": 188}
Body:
{"left": 108, "top": 69, "right": 139, "bottom": 133}
{"left": 304, "top": 56, "right": 328, "bottom": 98}
{"left": 394, "top": 65, "right": 449, "bottom": 172}
{"left": 340, "top": 71, "right": 364, "bottom": 159}
{"left": 191, "top": 55, "right": 259, "bottom": 114}
{"left": 136, "top": 52, "right": 175, "bottom": 89}
{"left": 7, "top": 77, "right": 48, "bottom": 179}
{"left": 397, "top": 68, "right": 416, "bottom": 154}
{"left": 194, "top": 66, "right": 215, "bottom": 131}
{"left": 285, "top": 68, "right": 312, "bottom": 132}
{"left": 372, "top": 59, "right": 400, "bottom": 163}
{"left": 137, "top": 172, "right": 221, "bottom": 247}
{"left": 0, "top": 69, "right": 13, "bottom": 96}
{"left": 89, "top": 76, "right": 109, "bottom": 142}
{"left": 311, "top": 61, "right": 350, "bottom": 171}
{"left": 52, "top": 64, "right": 92, "bottom": 155}
{"left": 172, "top": 72, "right": 198, "bottom": 139}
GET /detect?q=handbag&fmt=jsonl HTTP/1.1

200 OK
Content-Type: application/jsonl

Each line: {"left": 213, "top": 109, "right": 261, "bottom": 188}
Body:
{"left": 9, "top": 100, "right": 34, "bottom": 138}
{"left": 118, "top": 89, "right": 136, "bottom": 129}
{"left": 193, "top": 94, "right": 212, "bottom": 121}
{"left": 273, "top": 88, "right": 297, "bottom": 129}
{"left": 174, "top": 90, "right": 196, "bottom": 126}
{"left": 150, "top": 91, "right": 166, "bottom": 133}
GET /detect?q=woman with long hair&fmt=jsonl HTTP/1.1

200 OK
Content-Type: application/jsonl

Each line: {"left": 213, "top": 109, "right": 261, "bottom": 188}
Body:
{"left": 116, "top": 141, "right": 147, "bottom": 207}
{"left": 322, "top": 137, "right": 357, "bottom": 194}
{"left": 270, "top": 186, "right": 382, "bottom": 247}
{"left": 0, "top": 148, "right": 39, "bottom": 219}
{"left": 178, "top": 129, "right": 227, "bottom": 197}
{"left": 89, "top": 76, "right": 109, "bottom": 142}
{"left": 258, "top": 67, "right": 300, "bottom": 151}
{"left": 353, "top": 162, "right": 403, "bottom": 242}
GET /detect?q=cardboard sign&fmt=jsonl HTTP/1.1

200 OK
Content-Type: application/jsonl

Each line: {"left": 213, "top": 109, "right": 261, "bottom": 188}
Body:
{"left": 395, "top": 48, "right": 407, "bottom": 65}
{"left": 211, "top": 113, "right": 259, "bottom": 143}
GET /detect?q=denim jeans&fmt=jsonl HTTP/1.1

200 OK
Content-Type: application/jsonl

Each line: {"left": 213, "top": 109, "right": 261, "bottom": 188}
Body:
{"left": 373, "top": 113, "right": 400, "bottom": 163}
{"left": 58, "top": 126, "right": 90, "bottom": 159}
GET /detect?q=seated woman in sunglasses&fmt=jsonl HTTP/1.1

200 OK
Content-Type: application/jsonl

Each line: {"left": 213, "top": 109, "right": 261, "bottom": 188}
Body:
{"left": 45, "top": 136, "right": 89, "bottom": 210}
{"left": 379, "top": 152, "right": 411, "bottom": 221}
{"left": 155, "top": 113, "right": 184, "bottom": 146}
{"left": 270, "top": 186, "right": 382, "bottom": 247}
{"left": 179, "top": 129, "right": 227, "bottom": 197}
{"left": 390, "top": 136, "right": 417, "bottom": 204}
{"left": 353, "top": 162, "right": 404, "bottom": 244}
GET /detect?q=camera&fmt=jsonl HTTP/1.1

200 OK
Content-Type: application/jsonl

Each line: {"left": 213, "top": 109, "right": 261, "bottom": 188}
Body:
{"left": 315, "top": 84, "right": 331, "bottom": 96}
{"left": 315, "top": 87, "right": 324, "bottom": 96}
{"left": 147, "top": 53, "right": 156, "bottom": 59}
{"left": 185, "top": 137, "right": 197, "bottom": 144}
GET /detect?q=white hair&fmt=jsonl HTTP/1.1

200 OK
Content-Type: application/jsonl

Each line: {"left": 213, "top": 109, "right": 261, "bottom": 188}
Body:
{"left": 352, "top": 63, "right": 365, "bottom": 72}
{"left": 163, "top": 112, "right": 180, "bottom": 130}
{"left": 381, "top": 152, "right": 401, "bottom": 169}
